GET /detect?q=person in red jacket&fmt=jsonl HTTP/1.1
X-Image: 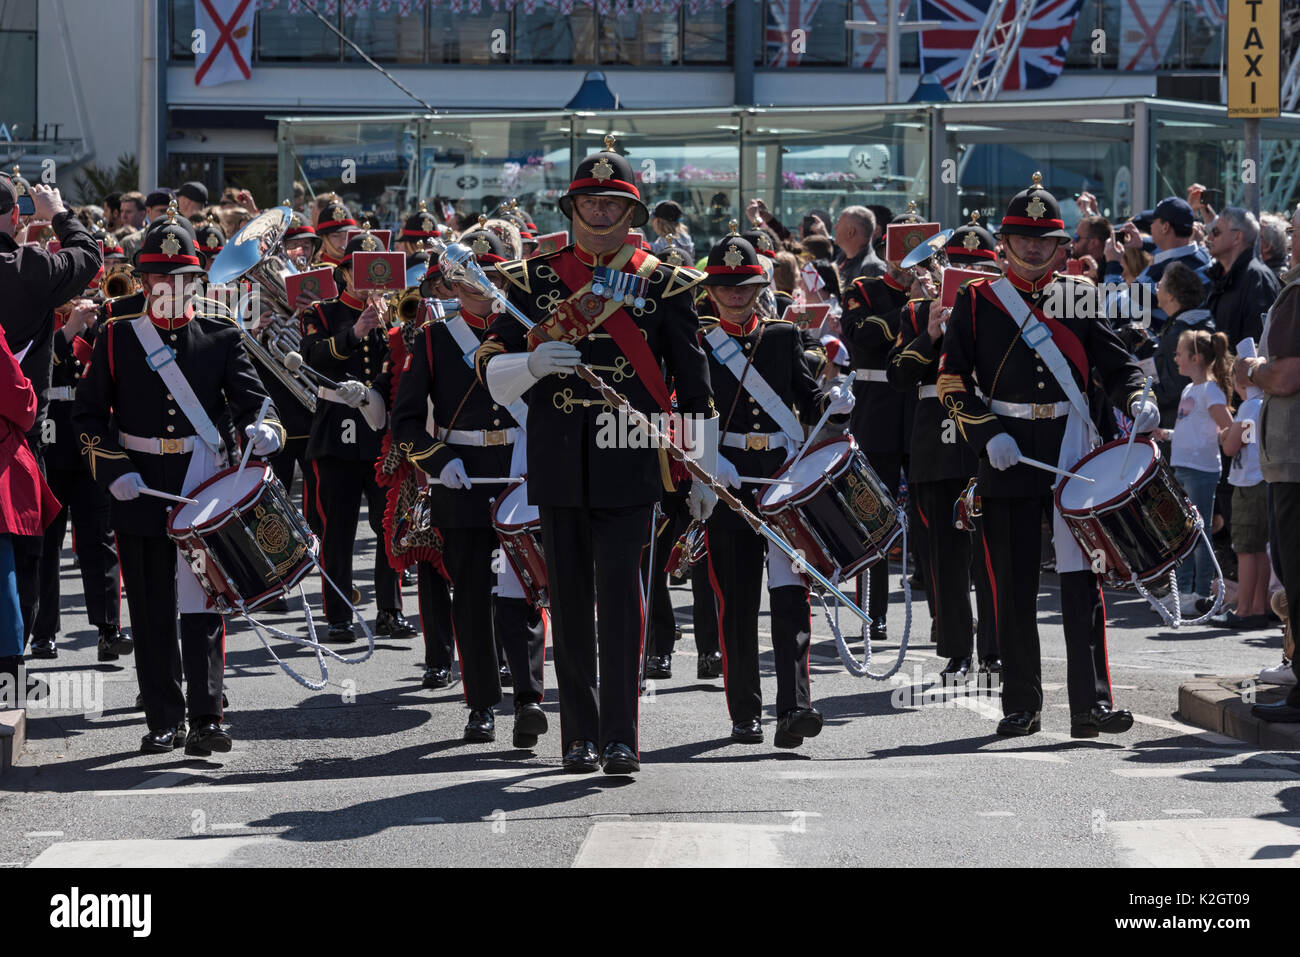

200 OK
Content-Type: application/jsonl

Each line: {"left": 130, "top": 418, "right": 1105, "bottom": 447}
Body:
{"left": 0, "top": 331, "right": 60, "bottom": 702}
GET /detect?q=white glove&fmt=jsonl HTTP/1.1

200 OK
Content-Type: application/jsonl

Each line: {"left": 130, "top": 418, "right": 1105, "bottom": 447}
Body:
{"left": 986, "top": 432, "right": 1022, "bottom": 471}
{"left": 527, "top": 341, "right": 582, "bottom": 377}
{"left": 360, "top": 388, "right": 387, "bottom": 432}
{"left": 687, "top": 414, "right": 720, "bottom": 522}
{"left": 245, "top": 422, "right": 281, "bottom": 457}
{"left": 109, "top": 472, "right": 146, "bottom": 501}
{"left": 1129, "top": 397, "right": 1160, "bottom": 434}
{"left": 716, "top": 454, "right": 741, "bottom": 490}
{"left": 826, "top": 384, "right": 855, "bottom": 415}
{"left": 335, "top": 380, "right": 369, "bottom": 408}
{"left": 439, "top": 458, "right": 471, "bottom": 489}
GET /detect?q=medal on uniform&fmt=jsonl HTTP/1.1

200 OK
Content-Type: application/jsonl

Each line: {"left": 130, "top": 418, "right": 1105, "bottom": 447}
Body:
{"left": 592, "top": 266, "right": 649, "bottom": 310}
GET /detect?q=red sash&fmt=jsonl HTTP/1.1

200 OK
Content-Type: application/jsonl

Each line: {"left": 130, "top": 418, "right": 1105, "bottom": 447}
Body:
{"left": 975, "top": 281, "right": 1089, "bottom": 383}
{"left": 549, "top": 248, "right": 673, "bottom": 415}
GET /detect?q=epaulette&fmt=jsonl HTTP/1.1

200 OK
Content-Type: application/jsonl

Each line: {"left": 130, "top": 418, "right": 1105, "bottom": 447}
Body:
{"left": 495, "top": 257, "right": 531, "bottom": 294}
{"left": 661, "top": 264, "right": 705, "bottom": 299}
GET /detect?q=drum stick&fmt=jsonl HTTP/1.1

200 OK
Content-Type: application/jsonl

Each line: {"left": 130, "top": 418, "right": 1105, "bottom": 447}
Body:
{"left": 739, "top": 476, "right": 785, "bottom": 485}
{"left": 1120, "top": 376, "right": 1153, "bottom": 477}
{"left": 1018, "top": 455, "right": 1095, "bottom": 484}
{"left": 139, "top": 486, "right": 199, "bottom": 506}
{"left": 424, "top": 476, "right": 524, "bottom": 487}
{"left": 788, "top": 369, "right": 856, "bottom": 472}
{"left": 237, "top": 396, "right": 272, "bottom": 480}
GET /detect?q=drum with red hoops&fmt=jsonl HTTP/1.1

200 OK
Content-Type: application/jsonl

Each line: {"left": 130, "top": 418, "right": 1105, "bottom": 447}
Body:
{"left": 167, "top": 462, "right": 318, "bottom": 612}
{"left": 1055, "top": 437, "right": 1199, "bottom": 588}
{"left": 757, "top": 436, "right": 901, "bottom": 581}
{"left": 490, "top": 479, "right": 549, "bottom": 607}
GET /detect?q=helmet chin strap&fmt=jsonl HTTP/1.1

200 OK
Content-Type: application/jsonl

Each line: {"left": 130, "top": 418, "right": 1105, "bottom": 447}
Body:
{"left": 1002, "top": 241, "right": 1058, "bottom": 279}
{"left": 708, "top": 285, "right": 760, "bottom": 320}
{"left": 572, "top": 202, "right": 635, "bottom": 237}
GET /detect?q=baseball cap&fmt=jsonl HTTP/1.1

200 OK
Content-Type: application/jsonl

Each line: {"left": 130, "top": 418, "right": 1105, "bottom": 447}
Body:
{"left": 0, "top": 173, "right": 16, "bottom": 215}
{"left": 1152, "top": 196, "right": 1196, "bottom": 231}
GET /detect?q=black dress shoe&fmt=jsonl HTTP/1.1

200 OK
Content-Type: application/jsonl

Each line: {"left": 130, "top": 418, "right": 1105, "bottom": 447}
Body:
{"left": 697, "top": 651, "right": 723, "bottom": 679}
{"left": 185, "top": 718, "right": 232, "bottom": 756}
{"left": 601, "top": 742, "right": 639, "bottom": 774}
{"left": 401, "top": 566, "right": 416, "bottom": 587}
{"left": 499, "top": 662, "right": 513, "bottom": 688}
{"left": 563, "top": 739, "right": 600, "bottom": 773}
{"left": 421, "top": 666, "right": 452, "bottom": 689}
{"left": 141, "top": 723, "right": 187, "bottom": 754}
{"left": 512, "top": 702, "right": 548, "bottom": 749}
{"left": 1209, "top": 610, "right": 1271, "bottom": 630}
{"left": 940, "top": 657, "right": 971, "bottom": 680}
{"left": 1070, "top": 703, "right": 1134, "bottom": 738}
{"left": 100, "top": 626, "right": 133, "bottom": 656}
{"left": 97, "top": 637, "right": 119, "bottom": 662}
{"left": 464, "top": 709, "right": 495, "bottom": 742}
{"left": 644, "top": 655, "right": 672, "bottom": 679}
{"left": 996, "top": 711, "right": 1041, "bottom": 736}
{"left": 375, "top": 609, "right": 416, "bottom": 638}
{"left": 775, "top": 707, "right": 823, "bottom": 748}
{"left": 730, "top": 718, "right": 763, "bottom": 743}
{"left": 979, "top": 657, "right": 1002, "bottom": 675}
{"left": 869, "top": 621, "right": 888, "bottom": 644}
{"left": 322, "top": 622, "right": 355, "bottom": 643}
{"left": 1252, "top": 700, "right": 1300, "bottom": 723}
{"left": 30, "top": 638, "right": 56, "bottom": 660}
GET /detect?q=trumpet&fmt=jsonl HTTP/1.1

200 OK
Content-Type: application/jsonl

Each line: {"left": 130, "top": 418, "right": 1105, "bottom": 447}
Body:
{"left": 388, "top": 287, "right": 424, "bottom": 324}
{"left": 101, "top": 263, "right": 140, "bottom": 300}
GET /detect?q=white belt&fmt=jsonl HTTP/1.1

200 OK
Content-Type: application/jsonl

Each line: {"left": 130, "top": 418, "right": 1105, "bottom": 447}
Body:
{"left": 436, "top": 426, "right": 519, "bottom": 447}
{"left": 722, "top": 431, "right": 791, "bottom": 452}
{"left": 854, "top": 368, "right": 889, "bottom": 383}
{"left": 45, "top": 386, "right": 75, "bottom": 402}
{"left": 119, "top": 431, "right": 196, "bottom": 455}
{"left": 917, "top": 384, "right": 938, "bottom": 400}
{"left": 989, "top": 399, "right": 1071, "bottom": 421}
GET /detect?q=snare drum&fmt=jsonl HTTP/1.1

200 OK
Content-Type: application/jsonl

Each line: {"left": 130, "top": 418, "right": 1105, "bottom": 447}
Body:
{"left": 757, "top": 436, "right": 901, "bottom": 581}
{"left": 167, "top": 462, "right": 318, "bottom": 612}
{"left": 490, "top": 479, "right": 548, "bottom": 607}
{"left": 1055, "top": 437, "right": 1199, "bottom": 588}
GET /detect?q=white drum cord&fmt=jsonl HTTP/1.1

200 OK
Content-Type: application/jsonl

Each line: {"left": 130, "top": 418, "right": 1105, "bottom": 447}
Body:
{"left": 1135, "top": 508, "right": 1226, "bottom": 629}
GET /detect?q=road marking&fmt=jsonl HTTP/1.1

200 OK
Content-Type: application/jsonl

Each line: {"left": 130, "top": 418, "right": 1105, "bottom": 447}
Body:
{"left": 209, "top": 823, "right": 249, "bottom": 831}
{"left": 1108, "top": 817, "right": 1300, "bottom": 867}
{"left": 23, "top": 831, "right": 63, "bottom": 838}
{"left": 573, "top": 822, "right": 787, "bottom": 868}
{"left": 1113, "top": 766, "right": 1300, "bottom": 780}
{"left": 28, "top": 837, "right": 272, "bottom": 868}
{"left": 1130, "top": 712, "right": 1239, "bottom": 745}
{"left": 95, "top": 785, "right": 256, "bottom": 797}
{"left": 1162, "top": 809, "right": 1205, "bottom": 815}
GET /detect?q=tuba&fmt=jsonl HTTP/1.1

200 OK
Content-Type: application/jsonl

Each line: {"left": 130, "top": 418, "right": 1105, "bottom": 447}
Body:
{"left": 207, "top": 205, "right": 321, "bottom": 412}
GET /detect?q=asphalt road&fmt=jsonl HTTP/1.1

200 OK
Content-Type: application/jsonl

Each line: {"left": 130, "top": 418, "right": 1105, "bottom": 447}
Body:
{"left": 4, "top": 503, "right": 1299, "bottom": 869}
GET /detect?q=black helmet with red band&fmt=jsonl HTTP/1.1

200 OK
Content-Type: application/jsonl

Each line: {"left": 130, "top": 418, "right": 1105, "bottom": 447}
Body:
{"left": 997, "top": 172, "right": 1068, "bottom": 241}
{"left": 453, "top": 228, "right": 508, "bottom": 267}
{"left": 133, "top": 204, "right": 204, "bottom": 276}
{"left": 398, "top": 201, "right": 441, "bottom": 242}
{"left": 317, "top": 201, "right": 357, "bottom": 236}
{"left": 702, "top": 227, "right": 767, "bottom": 287}
{"left": 557, "top": 135, "right": 649, "bottom": 228}
{"left": 946, "top": 211, "right": 998, "bottom": 265}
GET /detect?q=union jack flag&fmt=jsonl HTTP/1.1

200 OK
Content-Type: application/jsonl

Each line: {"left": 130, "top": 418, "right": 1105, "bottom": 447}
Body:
{"left": 850, "top": 0, "right": 912, "bottom": 68}
{"left": 918, "top": 0, "right": 1084, "bottom": 91}
{"left": 766, "top": 0, "right": 823, "bottom": 67}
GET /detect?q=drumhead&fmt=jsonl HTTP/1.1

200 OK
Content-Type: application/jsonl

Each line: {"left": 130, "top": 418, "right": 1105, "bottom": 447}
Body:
{"left": 1058, "top": 441, "right": 1155, "bottom": 511}
{"left": 493, "top": 480, "right": 537, "bottom": 529}
{"left": 759, "top": 438, "right": 851, "bottom": 508}
{"left": 170, "top": 464, "right": 268, "bottom": 530}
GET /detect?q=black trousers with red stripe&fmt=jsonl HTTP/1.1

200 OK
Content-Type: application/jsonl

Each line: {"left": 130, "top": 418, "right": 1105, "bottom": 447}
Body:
{"left": 312, "top": 456, "right": 399, "bottom": 624}
{"left": 979, "top": 496, "right": 1113, "bottom": 716}
{"left": 691, "top": 559, "right": 719, "bottom": 657}
{"left": 438, "top": 527, "right": 502, "bottom": 712}
{"left": 706, "top": 525, "right": 813, "bottom": 724}
{"left": 34, "top": 466, "right": 121, "bottom": 640}
{"left": 416, "top": 561, "right": 454, "bottom": 670}
{"left": 269, "top": 437, "right": 321, "bottom": 537}
{"left": 116, "top": 532, "right": 224, "bottom": 730}
{"left": 913, "top": 478, "right": 998, "bottom": 662}
{"left": 539, "top": 504, "right": 652, "bottom": 753}
{"left": 494, "top": 595, "right": 546, "bottom": 708}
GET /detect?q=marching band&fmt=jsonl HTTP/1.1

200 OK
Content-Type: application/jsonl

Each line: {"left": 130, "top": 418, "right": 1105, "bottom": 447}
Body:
{"left": 5, "top": 146, "right": 1182, "bottom": 774}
